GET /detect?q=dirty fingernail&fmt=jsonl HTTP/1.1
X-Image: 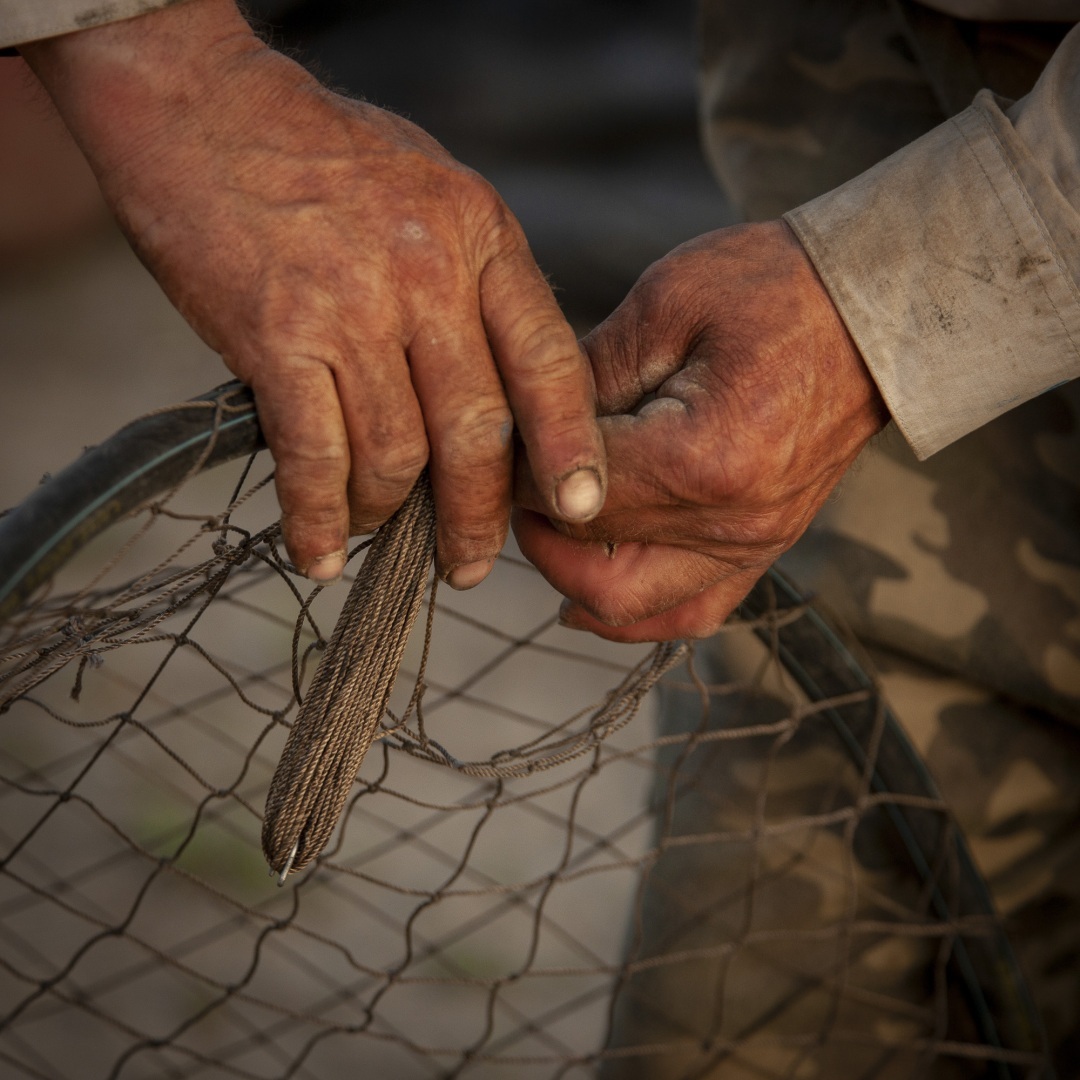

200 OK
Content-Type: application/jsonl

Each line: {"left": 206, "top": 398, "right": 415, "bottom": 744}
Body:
{"left": 555, "top": 468, "right": 603, "bottom": 521}
{"left": 306, "top": 550, "right": 346, "bottom": 584}
{"left": 447, "top": 559, "right": 493, "bottom": 591}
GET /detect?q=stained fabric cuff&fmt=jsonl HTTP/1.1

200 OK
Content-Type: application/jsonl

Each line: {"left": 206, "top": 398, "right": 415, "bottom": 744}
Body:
{"left": 0, "top": 0, "right": 180, "bottom": 49}
{"left": 785, "top": 90, "right": 1080, "bottom": 459}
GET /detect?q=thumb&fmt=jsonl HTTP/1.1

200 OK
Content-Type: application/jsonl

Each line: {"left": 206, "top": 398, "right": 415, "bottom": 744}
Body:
{"left": 581, "top": 279, "right": 689, "bottom": 416}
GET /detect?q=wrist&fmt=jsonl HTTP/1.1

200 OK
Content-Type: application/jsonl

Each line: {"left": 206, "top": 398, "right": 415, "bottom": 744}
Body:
{"left": 20, "top": 0, "right": 256, "bottom": 78}
{"left": 780, "top": 219, "right": 890, "bottom": 450}
{"left": 20, "top": 0, "right": 265, "bottom": 194}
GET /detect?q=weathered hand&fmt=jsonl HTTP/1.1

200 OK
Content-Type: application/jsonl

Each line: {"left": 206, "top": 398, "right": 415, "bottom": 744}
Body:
{"left": 513, "top": 221, "right": 889, "bottom": 642}
{"left": 22, "top": 0, "right": 605, "bottom": 586}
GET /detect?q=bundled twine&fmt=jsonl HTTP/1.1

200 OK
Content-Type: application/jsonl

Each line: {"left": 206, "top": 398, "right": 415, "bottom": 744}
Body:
{"left": 261, "top": 472, "right": 437, "bottom": 878}
{"left": 261, "top": 470, "right": 687, "bottom": 882}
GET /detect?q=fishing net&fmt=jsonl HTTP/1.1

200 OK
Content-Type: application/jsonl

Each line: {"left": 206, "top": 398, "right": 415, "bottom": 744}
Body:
{"left": 0, "top": 386, "right": 1050, "bottom": 1079}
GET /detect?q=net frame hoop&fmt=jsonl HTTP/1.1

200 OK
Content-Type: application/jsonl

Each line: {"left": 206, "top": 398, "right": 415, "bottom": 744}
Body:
{"left": 0, "top": 381, "right": 263, "bottom": 624}
{"left": 0, "top": 382, "right": 1053, "bottom": 1077}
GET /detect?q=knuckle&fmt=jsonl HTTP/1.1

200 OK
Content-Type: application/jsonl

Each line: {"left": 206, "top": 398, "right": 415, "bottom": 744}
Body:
{"left": 725, "top": 513, "right": 796, "bottom": 560}
{"left": 438, "top": 500, "right": 508, "bottom": 563}
{"left": 632, "top": 257, "right": 682, "bottom": 313}
{"left": 367, "top": 442, "right": 430, "bottom": 493}
{"left": 678, "top": 416, "right": 755, "bottom": 505}
{"left": 252, "top": 354, "right": 328, "bottom": 395}
{"left": 252, "top": 274, "right": 342, "bottom": 353}
{"left": 443, "top": 399, "right": 514, "bottom": 462}
{"left": 352, "top": 406, "right": 429, "bottom": 488}
{"left": 284, "top": 430, "right": 349, "bottom": 464}
{"left": 394, "top": 229, "right": 460, "bottom": 289}
{"left": 390, "top": 171, "right": 513, "bottom": 285}
{"left": 508, "top": 315, "right": 579, "bottom": 374}
{"left": 633, "top": 261, "right": 671, "bottom": 305}
{"left": 277, "top": 484, "right": 345, "bottom": 529}
{"left": 531, "top": 411, "right": 597, "bottom": 456}
{"left": 457, "top": 172, "right": 515, "bottom": 239}
{"left": 285, "top": 503, "right": 347, "bottom": 531}
{"left": 627, "top": 257, "right": 706, "bottom": 346}
{"left": 456, "top": 167, "right": 500, "bottom": 207}
{"left": 364, "top": 408, "right": 426, "bottom": 459}
{"left": 274, "top": 440, "right": 350, "bottom": 488}
{"left": 442, "top": 520, "right": 505, "bottom": 557}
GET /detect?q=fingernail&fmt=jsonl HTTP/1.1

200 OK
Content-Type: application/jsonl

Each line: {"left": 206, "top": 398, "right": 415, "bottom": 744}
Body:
{"left": 306, "top": 549, "right": 346, "bottom": 584}
{"left": 555, "top": 468, "right": 603, "bottom": 521}
{"left": 558, "top": 598, "right": 586, "bottom": 630}
{"left": 447, "top": 559, "right": 493, "bottom": 591}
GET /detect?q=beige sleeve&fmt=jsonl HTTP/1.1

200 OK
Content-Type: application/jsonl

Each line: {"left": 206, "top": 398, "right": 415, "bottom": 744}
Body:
{"left": 785, "top": 23, "right": 1080, "bottom": 459}
{"left": 0, "top": 0, "right": 183, "bottom": 48}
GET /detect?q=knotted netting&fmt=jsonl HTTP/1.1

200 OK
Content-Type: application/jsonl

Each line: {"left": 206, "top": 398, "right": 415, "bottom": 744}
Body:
{"left": 0, "top": 387, "right": 1050, "bottom": 1079}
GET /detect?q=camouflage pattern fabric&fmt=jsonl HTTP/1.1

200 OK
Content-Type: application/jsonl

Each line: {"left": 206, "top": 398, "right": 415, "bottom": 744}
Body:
{"left": 604, "top": 639, "right": 1059, "bottom": 1078}
{"left": 696, "top": 0, "right": 1068, "bottom": 222}
{"left": 613, "top": 1, "right": 1080, "bottom": 1072}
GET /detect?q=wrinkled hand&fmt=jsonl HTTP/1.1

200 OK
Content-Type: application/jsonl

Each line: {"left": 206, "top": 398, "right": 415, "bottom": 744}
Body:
{"left": 513, "top": 221, "right": 889, "bottom": 642}
{"left": 22, "top": 0, "right": 605, "bottom": 586}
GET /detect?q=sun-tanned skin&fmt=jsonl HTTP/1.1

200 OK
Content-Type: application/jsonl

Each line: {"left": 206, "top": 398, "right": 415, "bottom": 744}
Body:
{"left": 20, "top": 1, "right": 887, "bottom": 641}
{"left": 514, "top": 222, "right": 888, "bottom": 642}
{"left": 20, "top": 0, "right": 608, "bottom": 589}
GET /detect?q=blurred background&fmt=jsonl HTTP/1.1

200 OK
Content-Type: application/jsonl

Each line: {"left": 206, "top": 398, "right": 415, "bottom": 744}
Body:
{"left": 0, "top": 0, "right": 733, "bottom": 507}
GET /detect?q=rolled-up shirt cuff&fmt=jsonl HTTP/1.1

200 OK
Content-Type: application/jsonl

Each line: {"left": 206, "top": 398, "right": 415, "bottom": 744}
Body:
{"left": 0, "top": 0, "right": 181, "bottom": 49}
{"left": 785, "top": 90, "right": 1080, "bottom": 459}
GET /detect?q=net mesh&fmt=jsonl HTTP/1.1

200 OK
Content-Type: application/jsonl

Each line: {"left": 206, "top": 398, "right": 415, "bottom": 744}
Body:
{"left": 0, "top": 442, "right": 1050, "bottom": 1079}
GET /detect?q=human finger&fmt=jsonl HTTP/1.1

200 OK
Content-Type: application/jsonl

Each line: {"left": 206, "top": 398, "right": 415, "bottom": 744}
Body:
{"left": 251, "top": 360, "right": 351, "bottom": 583}
{"left": 334, "top": 342, "right": 429, "bottom": 535}
{"left": 579, "top": 267, "right": 696, "bottom": 416}
{"left": 514, "top": 405, "right": 699, "bottom": 529}
{"left": 558, "top": 568, "right": 763, "bottom": 642}
{"left": 513, "top": 509, "right": 765, "bottom": 630}
{"left": 408, "top": 311, "right": 513, "bottom": 589}
{"left": 480, "top": 244, "right": 606, "bottom": 523}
